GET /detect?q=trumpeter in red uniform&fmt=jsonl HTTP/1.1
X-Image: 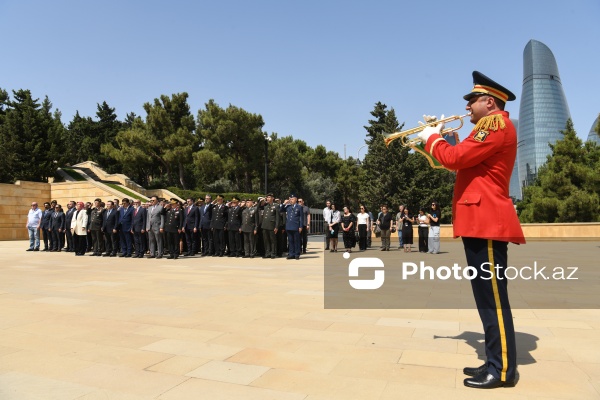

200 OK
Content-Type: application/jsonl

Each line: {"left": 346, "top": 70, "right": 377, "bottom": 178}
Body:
{"left": 418, "top": 71, "right": 525, "bottom": 389}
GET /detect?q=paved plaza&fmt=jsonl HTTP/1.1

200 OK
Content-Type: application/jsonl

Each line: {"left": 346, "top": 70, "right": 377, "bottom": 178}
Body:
{"left": 0, "top": 239, "right": 599, "bottom": 399}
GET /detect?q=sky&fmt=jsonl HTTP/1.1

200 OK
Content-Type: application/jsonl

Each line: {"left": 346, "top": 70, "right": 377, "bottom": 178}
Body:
{"left": 1, "top": 0, "right": 599, "bottom": 162}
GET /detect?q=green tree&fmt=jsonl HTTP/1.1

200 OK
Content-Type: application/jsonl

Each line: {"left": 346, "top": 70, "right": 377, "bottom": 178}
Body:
{"left": 94, "top": 101, "right": 124, "bottom": 171}
{"left": 102, "top": 93, "right": 196, "bottom": 189}
{"left": 0, "top": 89, "right": 65, "bottom": 183}
{"left": 267, "top": 135, "right": 305, "bottom": 196}
{"left": 518, "top": 119, "right": 600, "bottom": 222}
{"left": 359, "top": 102, "right": 455, "bottom": 220}
{"left": 197, "top": 100, "right": 265, "bottom": 192}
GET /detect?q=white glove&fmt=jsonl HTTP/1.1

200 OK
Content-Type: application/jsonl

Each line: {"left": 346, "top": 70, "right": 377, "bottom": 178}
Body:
{"left": 422, "top": 115, "right": 438, "bottom": 124}
{"left": 417, "top": 114, "right": 444, "bottom": 143}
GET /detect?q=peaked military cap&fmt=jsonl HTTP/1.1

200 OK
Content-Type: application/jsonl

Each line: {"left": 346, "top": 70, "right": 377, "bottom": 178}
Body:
{"left": 463, "top": 71, "right": 516, "bottom": 102}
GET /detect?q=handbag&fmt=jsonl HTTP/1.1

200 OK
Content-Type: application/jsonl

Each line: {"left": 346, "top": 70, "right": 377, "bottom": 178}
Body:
{"left": 374, "top": 225, "right": 381, "bottom": 234}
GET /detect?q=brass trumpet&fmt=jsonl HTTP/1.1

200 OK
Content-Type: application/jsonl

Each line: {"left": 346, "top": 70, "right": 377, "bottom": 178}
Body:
{"left": 383, "top": 113, "right": 471, "bottom": 147}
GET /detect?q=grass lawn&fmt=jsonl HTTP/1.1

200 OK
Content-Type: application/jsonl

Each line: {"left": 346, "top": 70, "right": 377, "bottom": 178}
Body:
{"left": 104, "top": 183, "right": 149, "bottom": 201}
{"left": 61, "top": 168, "right": 87, "bottom": 181}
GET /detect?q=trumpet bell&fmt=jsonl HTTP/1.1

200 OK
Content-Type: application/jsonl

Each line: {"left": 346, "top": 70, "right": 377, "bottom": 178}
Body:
{"left": 383, "top": 113, "right": 470, "bottom": 148}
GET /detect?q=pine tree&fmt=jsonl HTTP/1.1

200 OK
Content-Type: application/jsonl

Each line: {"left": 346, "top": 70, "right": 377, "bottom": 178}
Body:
{"left": 359, "top": 102, "right": 455, "bottom": 220}
{"left": 518, "top": 119, "right": 600, "bottom": 222}
{"left": 0, "top": 90, "right": 65, "bottom": 183}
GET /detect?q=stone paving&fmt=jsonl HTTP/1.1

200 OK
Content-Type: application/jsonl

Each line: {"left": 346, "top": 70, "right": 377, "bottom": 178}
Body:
{"left": 0, "top": 239, "right": 599, "bottom": 399}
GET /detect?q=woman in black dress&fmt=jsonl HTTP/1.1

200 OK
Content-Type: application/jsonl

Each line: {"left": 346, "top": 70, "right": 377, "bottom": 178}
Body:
{"left": 341, "top": 206, "right": 356, "bottom": 253}
{"left": 401, "top": 207, "right": 415, "bottom": 252}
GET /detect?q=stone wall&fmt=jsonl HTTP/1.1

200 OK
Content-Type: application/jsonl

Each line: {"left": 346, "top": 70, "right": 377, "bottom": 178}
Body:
{"left": 1, "top": 180, "right": 130, "bottom": 240}
{"left": 0, "top": 181, "right": 51, "bottom": 240}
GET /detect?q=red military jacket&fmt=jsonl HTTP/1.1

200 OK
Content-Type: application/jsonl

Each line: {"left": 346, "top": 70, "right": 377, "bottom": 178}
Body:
{"left": 424, "top": 110, "right": 525, "bottom": 244}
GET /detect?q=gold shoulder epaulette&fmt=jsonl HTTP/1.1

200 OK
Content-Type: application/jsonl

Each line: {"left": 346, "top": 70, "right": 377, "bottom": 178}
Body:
{"left": 473, "top": 114, "right": 506, "bottom": 132}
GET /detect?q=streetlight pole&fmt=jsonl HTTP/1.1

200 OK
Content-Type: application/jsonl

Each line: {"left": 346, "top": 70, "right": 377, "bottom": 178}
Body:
{"left": 264, "top": 133, "right": 271, "bottom": 193}
{"left": 356, "top": 144, "right": 368, "bottom": 166}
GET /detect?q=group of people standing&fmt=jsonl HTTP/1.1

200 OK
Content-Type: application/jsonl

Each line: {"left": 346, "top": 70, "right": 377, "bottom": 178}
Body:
{"left": 322, "top": 201, "right": 442, "bottom": 254}
{"left": 25, "top": 193, "right": 312, "bottom": 260}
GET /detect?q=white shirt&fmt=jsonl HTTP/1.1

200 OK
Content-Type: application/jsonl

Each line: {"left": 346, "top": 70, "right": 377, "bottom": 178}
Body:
{"left": 330, "top": 210, "right": 341, "bottom": 224}
{"left": 323, "top": 207, "right": 332, "bottom": 223}
{"left": 27, "top": 208, "right": 43, "bottom": 228}
{"left": 357, "top": 212, "right": 370, "bottom": 225}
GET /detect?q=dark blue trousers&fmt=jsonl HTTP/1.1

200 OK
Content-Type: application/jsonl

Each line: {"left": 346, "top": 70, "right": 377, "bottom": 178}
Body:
{"left": 463, "top": 237, "right": 517, "bottom": 383}
{"left": 287, "top": 229, "right": 301, "bottom": 257}
{"left": 120, "top": 230, "right": 133, "bottom": 256}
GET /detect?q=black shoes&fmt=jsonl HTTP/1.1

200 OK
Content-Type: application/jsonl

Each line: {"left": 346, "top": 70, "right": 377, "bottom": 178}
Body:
{"left": 464, "top": 372, "right": 514, "bottom": 389}
{"left": 463, "top": 364, "right": 487, "bottom": 377}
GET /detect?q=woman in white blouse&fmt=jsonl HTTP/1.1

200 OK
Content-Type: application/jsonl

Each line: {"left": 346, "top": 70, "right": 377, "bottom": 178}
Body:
{"left": 356, "top": 205, "right": 371, "bottom": 251}
{"left": 328, "top": 204, "right": 341, "bottom": 252}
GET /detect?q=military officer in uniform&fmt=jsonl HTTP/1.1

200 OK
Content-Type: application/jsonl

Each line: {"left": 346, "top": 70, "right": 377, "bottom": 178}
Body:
{"left": 226, "top": 197, "right": 243, "bottom": 257}
{"left": 162, "top": 199, "right": 184, "bottom": 259}
{"left": 261, "top": 194, "right": 280, "bottom": 259}
{"left": 88, "top": 198, "right": 105, "bottom": 256}
{"left": 281, "top": 194, "right": 303, "bottom": 260}
{"left": 255, "top": 197, "right": 265, "bottom": 257}
{"left": 241, "top": 198, "right": 258, "bottom": 258}
{"left": 275, "top": 198, "right": 287, "bottom": 257}
{"left": 419, "top": 71, "right": 525, "bottom": 389}
{"left": 210, "top": 195, "right": 228, "bottom": 257}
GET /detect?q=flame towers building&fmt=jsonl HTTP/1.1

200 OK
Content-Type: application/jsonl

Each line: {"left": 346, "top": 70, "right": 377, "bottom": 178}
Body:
{"left": 517, "top": 39, "right": 571, "bottom": 196}
{"left": 587, "top": 116, "right": 600, "bottom": 145}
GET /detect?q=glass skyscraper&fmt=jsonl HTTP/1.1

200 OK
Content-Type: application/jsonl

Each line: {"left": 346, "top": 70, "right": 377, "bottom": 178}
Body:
{"left": 517, "top": 39, "right": 571, "bottom": 196}
{"left": 509, "top": 119, "right": 521, "bottom": 200}
{"left": 587, "top": 116, "right": 600, "bottom": 145}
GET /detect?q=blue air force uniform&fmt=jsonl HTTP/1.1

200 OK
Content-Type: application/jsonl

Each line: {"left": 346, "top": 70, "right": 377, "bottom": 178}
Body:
{"left": 281, "top": 196, "right": 303, "bottom": 259}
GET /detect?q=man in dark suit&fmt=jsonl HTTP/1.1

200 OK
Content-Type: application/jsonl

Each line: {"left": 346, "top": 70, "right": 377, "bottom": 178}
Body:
{"left": 199, "top": 194, "right": 214, "bottom": 256}
{"left": 226, "top": 197, "right": 243, "bottom": 257}
{"left": 117, "top": 198, "right": 134, "bottom": 257}
{"left": 49, "top": 204, "right": 65, "bottom": 251}
{"left": 210, "top": 195, "right": 227, "bottom": 257}
{"left": 40, "top": 202, "right": 53, "bottom": 251}
{"left": 131, "top": 199, "right": 147, "bottom": 258}
{"left": 102, "top": 201, "right": 119, "bottom": 257}
{"left": 183, "top": 197, "right": 199, "bottom": 256}
{"left": 261, "top": 194, "right": 280, "bottom": 259}
{"left": 64, "top": 201, "right": 76, "bottom": 252}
